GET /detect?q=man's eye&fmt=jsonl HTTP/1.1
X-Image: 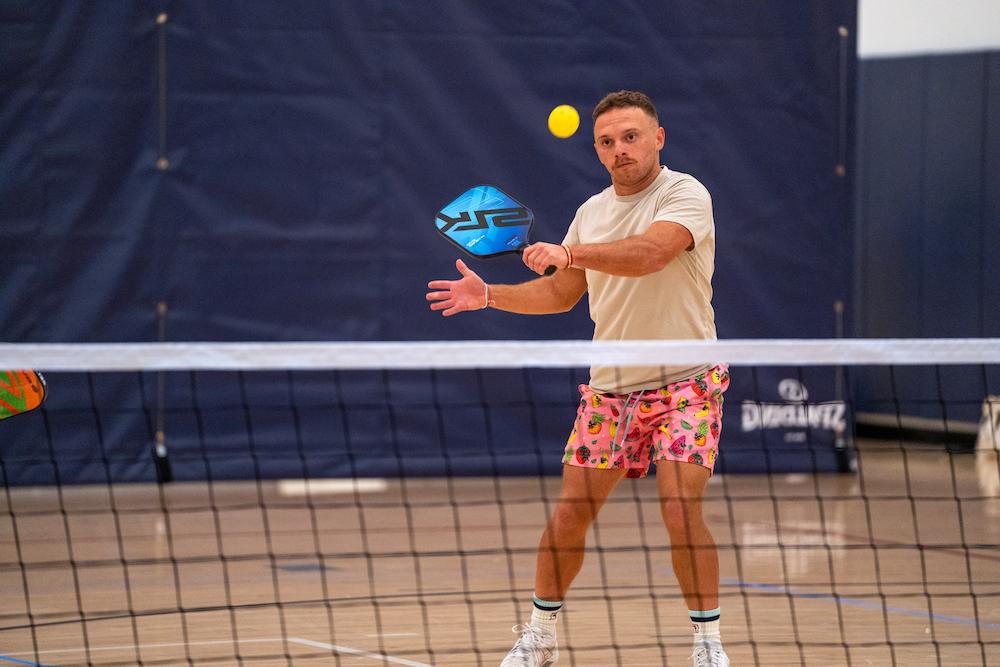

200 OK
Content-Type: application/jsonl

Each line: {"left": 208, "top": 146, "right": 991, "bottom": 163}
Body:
{"left": 627, "top": 133, "right": 636, "bottom": 141}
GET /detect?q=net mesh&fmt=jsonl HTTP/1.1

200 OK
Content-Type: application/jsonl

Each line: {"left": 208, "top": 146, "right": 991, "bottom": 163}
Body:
{"left": 1, "top": 339, "right": 998, "bottom": 666}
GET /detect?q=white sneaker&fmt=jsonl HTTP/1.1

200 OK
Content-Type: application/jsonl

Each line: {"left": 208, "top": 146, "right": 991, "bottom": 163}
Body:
{"left": 499, "top": 624, "right": 558, "bottom": 666}
{"left": 691, "top": 640, "right": 729, "bottom": 667}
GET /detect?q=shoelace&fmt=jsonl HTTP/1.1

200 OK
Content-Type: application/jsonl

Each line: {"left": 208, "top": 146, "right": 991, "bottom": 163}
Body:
{"left": 690, "top": 643, "right": 726, "bottom": 667}
{"left": 505, "top": 624, "right": 552, "bottom": 663}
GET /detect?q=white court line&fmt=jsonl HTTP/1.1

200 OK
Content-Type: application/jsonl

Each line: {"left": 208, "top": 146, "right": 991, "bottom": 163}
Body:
{"left": 290, "top": 637, "right": 435, "bottom": 667}
{"left": 277, "top": 478, "right": 388, "bottom": 496}
{"left": 1, "top": 637, "right": 282, "bottom": 657}
{"left": 6, "top": 637, "right": 434, "bottom": 666}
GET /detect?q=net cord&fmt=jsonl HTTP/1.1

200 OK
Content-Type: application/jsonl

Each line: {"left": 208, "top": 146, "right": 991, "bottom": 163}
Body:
{"left": 1, "top": 338, "right": 999, "bottom": 371}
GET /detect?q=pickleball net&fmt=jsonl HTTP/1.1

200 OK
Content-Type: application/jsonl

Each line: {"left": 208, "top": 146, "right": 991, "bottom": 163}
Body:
{"left": 0, "top": 339, "right": 998, "bottom": 666}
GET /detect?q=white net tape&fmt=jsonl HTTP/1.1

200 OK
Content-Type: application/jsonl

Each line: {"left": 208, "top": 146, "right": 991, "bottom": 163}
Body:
{"left": 1, "top": 338, "right": 999, "bottom": 371}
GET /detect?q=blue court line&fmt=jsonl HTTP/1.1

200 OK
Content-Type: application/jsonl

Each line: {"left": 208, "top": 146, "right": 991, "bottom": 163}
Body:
{"left": 0, "top": 656, "right": 52, "bottom": 667}
{"left": 722, "top": 578, "right": 1000, "bottom": 630}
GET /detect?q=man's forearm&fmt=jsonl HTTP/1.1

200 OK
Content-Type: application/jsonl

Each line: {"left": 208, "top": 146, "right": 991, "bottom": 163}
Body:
{"left": 567, "top": 221, "right": 692, "bottom": 277}
{"left": 569, "top": 236, "right": 669, "bottom": 276}
{"left": 488, "top": 272, "right": 585, "bottom": 314}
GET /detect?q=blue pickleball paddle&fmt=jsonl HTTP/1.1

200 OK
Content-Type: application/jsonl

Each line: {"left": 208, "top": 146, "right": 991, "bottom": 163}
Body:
{"left": 435, "top": 185, "right": 557, "bottom": 275}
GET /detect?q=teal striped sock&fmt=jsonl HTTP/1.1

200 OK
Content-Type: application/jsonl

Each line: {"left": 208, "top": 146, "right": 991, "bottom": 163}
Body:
{"left": 533, "top": 596, "right": 563, "bottom": 612}
{"left": 531, "top": 596, "right": 562, "bottom": 631}
{"left": 690, "top": 608, "right": 721, "bottom": 641}
{"left": 689, "top": 607, "right": 720, "bottom": 623}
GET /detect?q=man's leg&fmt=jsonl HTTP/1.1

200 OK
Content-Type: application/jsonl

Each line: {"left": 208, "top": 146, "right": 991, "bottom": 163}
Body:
{"left": 657, "top": 461, "right": 729, "bottom": 666}
{"left": 656, "top": 460, "right": 717, "bottom": 610}
{"left": 501, "top": 465, "right": 624, "bottom": 666}
{"left": 535, "top": 464, "right": 626, "bottom": 600}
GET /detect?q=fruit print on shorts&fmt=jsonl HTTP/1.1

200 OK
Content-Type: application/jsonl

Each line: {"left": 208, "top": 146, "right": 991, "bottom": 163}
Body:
{"left": 563, "top": 365, "right": 730, "bottom": 477}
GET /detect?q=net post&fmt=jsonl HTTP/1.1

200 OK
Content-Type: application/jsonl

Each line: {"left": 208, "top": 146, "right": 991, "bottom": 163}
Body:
{"left": 833, "top": 299, "right": 855, "bottom": 472}
{"left": 153, "top": 301, "right": 173, "bottom": 483}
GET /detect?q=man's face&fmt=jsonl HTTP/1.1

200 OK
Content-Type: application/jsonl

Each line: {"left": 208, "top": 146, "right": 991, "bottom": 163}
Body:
{"left": 593, "top": 106, "right": 664, "bottom": 195}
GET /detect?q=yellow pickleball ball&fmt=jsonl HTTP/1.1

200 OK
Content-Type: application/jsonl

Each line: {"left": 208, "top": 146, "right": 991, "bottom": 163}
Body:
{"left": 547, "top": 104, "right": 579, "bottom": 139}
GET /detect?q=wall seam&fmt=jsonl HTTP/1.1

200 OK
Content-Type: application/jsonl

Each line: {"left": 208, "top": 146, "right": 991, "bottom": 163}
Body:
{"left": 978, "top": 53, "right": 990, "bottom": 336}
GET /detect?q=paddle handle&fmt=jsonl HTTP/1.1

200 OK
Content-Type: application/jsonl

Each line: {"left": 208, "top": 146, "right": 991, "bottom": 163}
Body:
{"left": 518, "top": 246, "right": 557, "bottom": 276}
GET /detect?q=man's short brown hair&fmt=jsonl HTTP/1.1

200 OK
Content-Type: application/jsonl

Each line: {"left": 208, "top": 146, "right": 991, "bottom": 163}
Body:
{"left": 592, "top": 90, "right": 659, "bottom": 123}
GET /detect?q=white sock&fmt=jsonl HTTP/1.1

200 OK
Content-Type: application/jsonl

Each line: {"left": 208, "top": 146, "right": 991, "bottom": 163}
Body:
{"left": 531, "top": 598, "right": 561, "bottom": 634}
{"left": 690, "top": 608, "right": 721, "bottom": 644}
{"left": 692, "top": 618, "right": 721, "bottom": 643}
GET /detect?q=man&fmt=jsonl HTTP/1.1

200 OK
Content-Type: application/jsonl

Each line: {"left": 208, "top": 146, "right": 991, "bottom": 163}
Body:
{"left": 426, "top": 90, "right": 730, "bottom": 667}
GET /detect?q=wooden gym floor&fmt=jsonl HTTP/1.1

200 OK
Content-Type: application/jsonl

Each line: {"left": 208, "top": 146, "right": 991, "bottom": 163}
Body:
{"left": 2, "top": 442, "right": 998, "bottom": 666}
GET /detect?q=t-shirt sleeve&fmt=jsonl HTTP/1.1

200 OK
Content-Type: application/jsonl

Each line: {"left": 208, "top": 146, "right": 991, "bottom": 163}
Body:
{"left": 562, "top": 205, "right": 584, "bottom": 245}
{"left": 653, "top": 178, "right": 713, "bottom": 248}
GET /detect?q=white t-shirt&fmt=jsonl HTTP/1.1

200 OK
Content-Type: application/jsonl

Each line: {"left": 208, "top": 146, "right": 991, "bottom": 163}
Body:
{"left": 563, "top": 165, "right": 717, "bottom": 393}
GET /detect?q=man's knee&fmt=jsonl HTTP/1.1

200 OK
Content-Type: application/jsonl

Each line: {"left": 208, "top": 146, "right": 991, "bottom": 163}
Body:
{"left": 660, "top": 496, "right": 705, "bottom": 540}
{"left": 550, "top": 467, "right": 622, "bottom": 537}
{"left": 550, "top": 495, "right": 599, "bottom": 538}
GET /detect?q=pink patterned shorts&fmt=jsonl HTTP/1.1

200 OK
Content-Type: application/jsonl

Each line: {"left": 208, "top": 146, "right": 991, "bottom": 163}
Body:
{"left": 562, "top": 365, "right": 730, "bottom": 477}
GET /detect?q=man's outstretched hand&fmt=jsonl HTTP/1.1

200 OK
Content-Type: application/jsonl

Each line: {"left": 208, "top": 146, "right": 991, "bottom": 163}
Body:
{"left": 426, "top": 259, "right": 488, "bottom": 317}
